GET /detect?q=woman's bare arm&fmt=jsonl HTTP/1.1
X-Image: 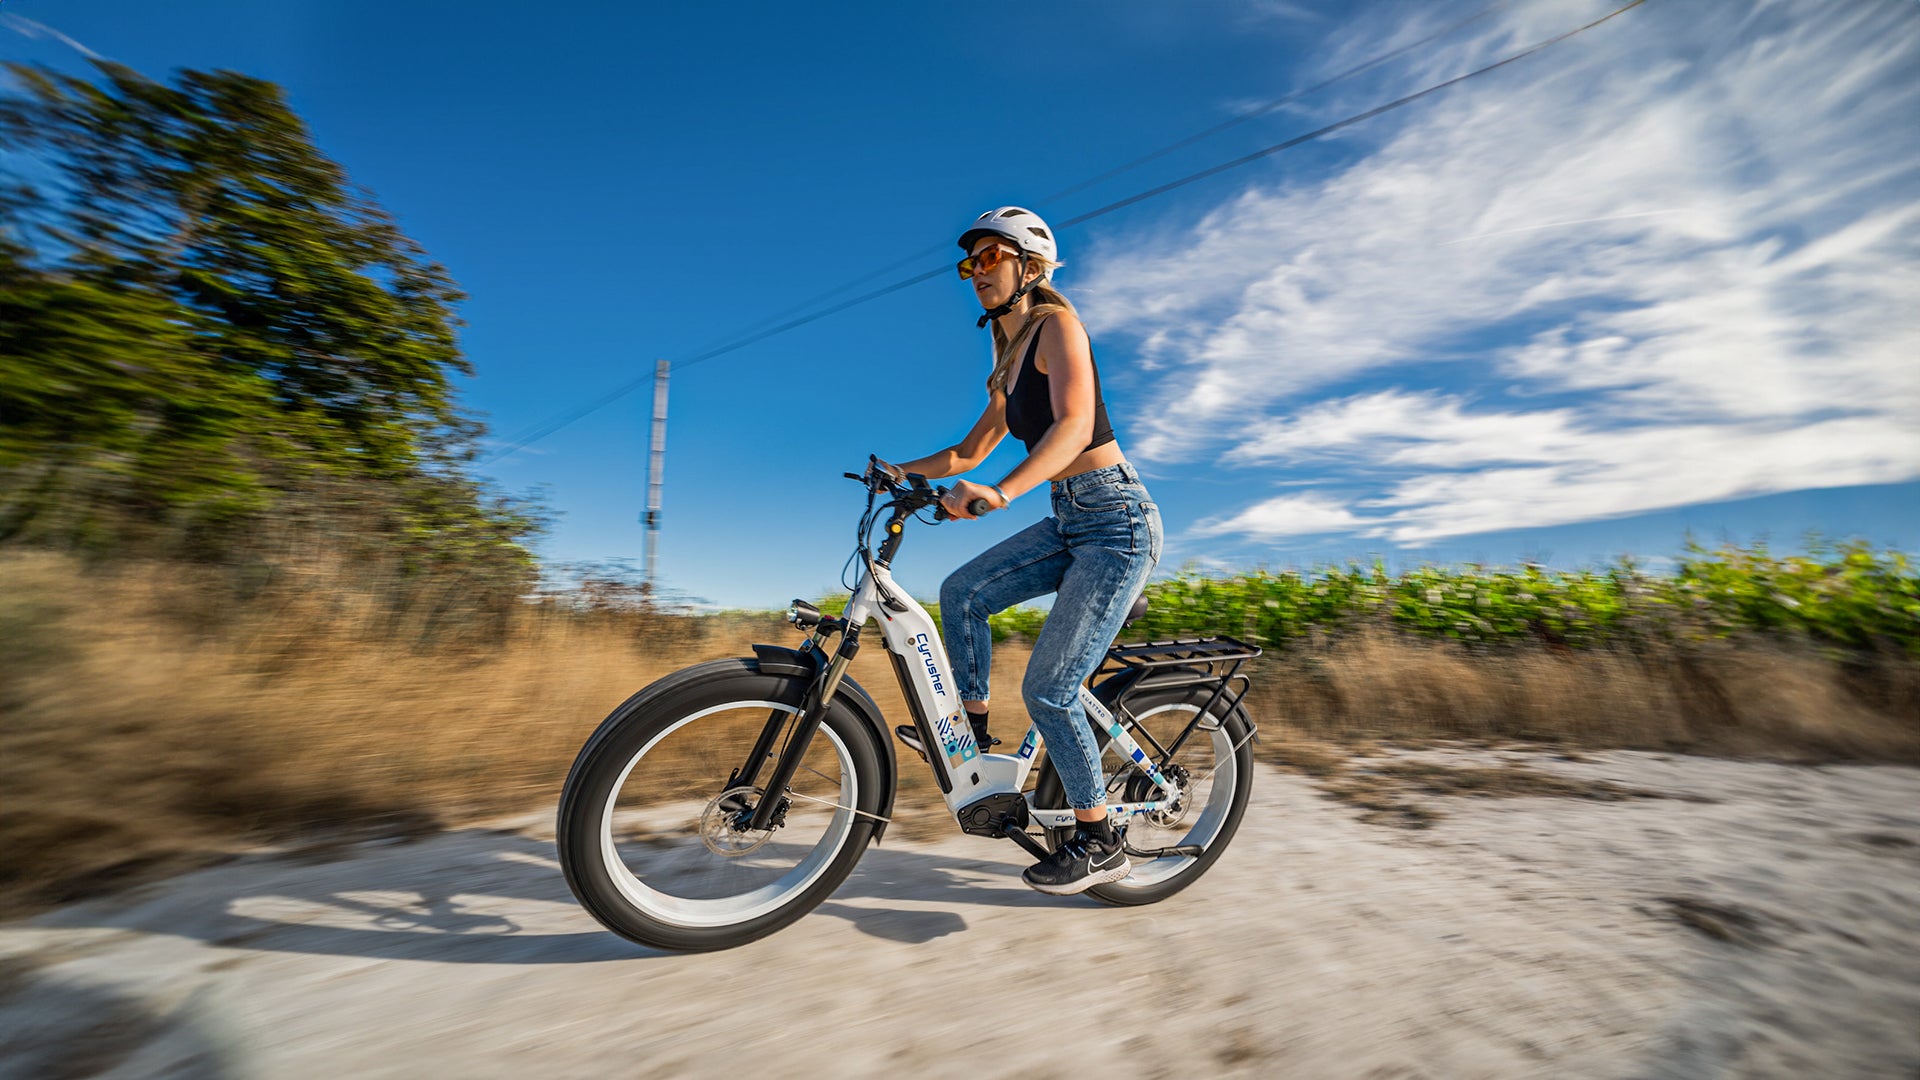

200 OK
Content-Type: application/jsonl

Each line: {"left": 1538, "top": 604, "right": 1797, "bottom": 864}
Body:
{"left": 892, "top": 392, "right": 1009, "bottom": 479}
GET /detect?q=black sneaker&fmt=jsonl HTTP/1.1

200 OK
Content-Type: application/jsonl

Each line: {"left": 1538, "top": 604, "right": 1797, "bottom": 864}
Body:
{"left": 1022, "top": 825, "right": 1131, "bottom": 895}
{"left": 895, "top": 716, "right": 999, "bottom": 760}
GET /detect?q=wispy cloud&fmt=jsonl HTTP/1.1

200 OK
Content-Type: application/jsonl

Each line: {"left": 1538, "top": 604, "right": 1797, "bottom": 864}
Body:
{"left": 1, "top": 13, "right": 105, "bottom": 60}
{"left": 1241, "top": 1, "right": 1325, "bottom": 25}
{"left": 1078, "top": 0, "right": 1920, "bottom": 548}
{"left": 1437, "top": 208, "right": 1690, "bottom": 246}
{"left": 1191, "top": 491, "right": 1365, "bottom": 539}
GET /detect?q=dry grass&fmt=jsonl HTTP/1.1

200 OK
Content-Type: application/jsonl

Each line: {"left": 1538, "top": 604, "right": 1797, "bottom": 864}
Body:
{"left": 4, "top": 550, "right": 1916, "bottom": 915}
{"left": 0, "top": 550, "right": 1024, "bottom": 913}
{"left": 1244, "top": 631, "right": 1917, "bottom": 828}
{"left": 1247, "top": 631, "right": 1919, "bottom": 762}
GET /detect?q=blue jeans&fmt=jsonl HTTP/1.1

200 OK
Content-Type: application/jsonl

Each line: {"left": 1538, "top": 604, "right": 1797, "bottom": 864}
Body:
{"left": 939, "top": 462, "right": 1163, "bottom": 810}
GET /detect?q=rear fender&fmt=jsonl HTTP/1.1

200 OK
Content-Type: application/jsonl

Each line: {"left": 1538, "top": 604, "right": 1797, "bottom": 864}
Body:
{"left": 751, "top": 643, "right": 899, "bottom": 844}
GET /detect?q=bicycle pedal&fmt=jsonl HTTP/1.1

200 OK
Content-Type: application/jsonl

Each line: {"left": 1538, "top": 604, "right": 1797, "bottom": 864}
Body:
{"left": 893, "top": 725, "right": 929, "bottom": 763}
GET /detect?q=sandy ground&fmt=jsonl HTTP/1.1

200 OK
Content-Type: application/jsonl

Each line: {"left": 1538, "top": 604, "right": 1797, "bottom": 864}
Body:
{"left": 1, "top": 751, "right": 1917, "bottom": 1080}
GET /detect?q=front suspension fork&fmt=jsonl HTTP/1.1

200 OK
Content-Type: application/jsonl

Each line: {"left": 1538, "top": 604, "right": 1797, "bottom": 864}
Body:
{"left": 743, "top": 626, "right": 861, "bottom": 831}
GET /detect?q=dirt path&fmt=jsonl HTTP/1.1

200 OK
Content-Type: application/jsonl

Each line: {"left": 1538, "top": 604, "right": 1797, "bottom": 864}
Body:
{"left": 2, "top": 753, "right": 1917, "bottom": 1079}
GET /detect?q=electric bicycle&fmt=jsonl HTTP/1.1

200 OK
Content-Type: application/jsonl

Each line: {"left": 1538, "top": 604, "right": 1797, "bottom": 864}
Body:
{"left": 555, "top": 460, "right": 1260, "bottom": 952}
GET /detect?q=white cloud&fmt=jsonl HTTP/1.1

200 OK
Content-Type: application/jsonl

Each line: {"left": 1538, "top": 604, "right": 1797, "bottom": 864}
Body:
{"left": 1243, "top": 1, "right": 1321, "bottom": 23}
{"left": 1216, "top": 388, "right": 1920, "bottom": 542}
{"left": 1078, "top": 0, "right": 1920, "bottom": 547}
{"left": 1227, "top": 389, "right": 1586, "bottom": 467}
{"left": 1190, "top": 492, "right": 1365, "bottom": 539}
{"left": 1366, "top": 412, "right": 1920, "bottom": 542}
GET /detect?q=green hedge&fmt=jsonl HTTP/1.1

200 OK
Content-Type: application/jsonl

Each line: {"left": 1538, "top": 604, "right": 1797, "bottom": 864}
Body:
{"left": 817, "top": 540, "right": 1919, "bottom": 655}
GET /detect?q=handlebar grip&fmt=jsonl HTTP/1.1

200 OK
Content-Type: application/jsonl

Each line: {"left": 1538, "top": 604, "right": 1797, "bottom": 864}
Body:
{"left": 967, "top": 498, "right": 991, "bottom": 517}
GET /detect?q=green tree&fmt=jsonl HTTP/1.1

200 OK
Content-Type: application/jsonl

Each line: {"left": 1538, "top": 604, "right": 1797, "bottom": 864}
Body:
{"left": 0, "top": 230, "right": 279, "bottom": 542}
{"left": 0, "top": 60, "right": 534, "bottom": 574}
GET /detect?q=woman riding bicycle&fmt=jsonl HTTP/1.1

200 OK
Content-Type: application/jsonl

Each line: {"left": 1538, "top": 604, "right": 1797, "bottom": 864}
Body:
{"left": 882, "top": 206, "right": 1163, "bottom": 895}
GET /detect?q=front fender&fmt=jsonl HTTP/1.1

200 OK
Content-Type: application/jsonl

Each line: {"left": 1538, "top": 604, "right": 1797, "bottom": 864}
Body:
{"left": 751, "top": 643, "right": 899, "bottom": 844}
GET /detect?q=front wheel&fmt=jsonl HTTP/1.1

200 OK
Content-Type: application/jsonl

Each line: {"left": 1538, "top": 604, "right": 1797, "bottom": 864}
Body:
{"left": 1032, "top": 679, "right": 1255, "bottom": 906}
{"left": 556, "top": 659, "right": 886, "bottom": 952}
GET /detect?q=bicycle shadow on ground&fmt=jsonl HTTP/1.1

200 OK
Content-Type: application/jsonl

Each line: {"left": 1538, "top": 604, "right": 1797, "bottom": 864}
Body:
{"left": 25, "top": 826, "right": 1081, "bottom": 965}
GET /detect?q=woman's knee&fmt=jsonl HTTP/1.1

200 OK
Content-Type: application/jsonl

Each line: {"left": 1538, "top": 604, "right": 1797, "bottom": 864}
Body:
{"left": 1021, "top": 664, "right": 1076, "bottom": 716}
{"left": 944, "top": 568, "right": 990, "bottom": 618}
{"left": 939, "top": 570, "right": 972, "bottom": 615}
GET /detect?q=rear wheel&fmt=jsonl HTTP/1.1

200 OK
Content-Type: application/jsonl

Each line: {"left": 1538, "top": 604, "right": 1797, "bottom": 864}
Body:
{"left": 556, "top": 659, "right": 885, "bottom": 951}
{"left": 1032, "top": 679, "right": 1254, "bottom": 906}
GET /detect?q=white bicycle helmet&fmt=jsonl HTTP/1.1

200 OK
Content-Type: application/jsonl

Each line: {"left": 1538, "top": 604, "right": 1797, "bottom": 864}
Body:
{"left": 957, "top": 206, "right": 1061, "bottom": 270}
{"left": 959, "top": 206, "right": 1061, "bottom": 328}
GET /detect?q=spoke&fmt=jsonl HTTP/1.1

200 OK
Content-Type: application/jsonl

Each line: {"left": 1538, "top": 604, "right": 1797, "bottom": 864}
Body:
{"left": 1194, "top": 728, "right": 1256, "bottom": 788}
{"left": 783, "top": 787, "right": 892, "bottom": 824}
{"left": 799, "top": 763, "right": 840, "bottom": 787}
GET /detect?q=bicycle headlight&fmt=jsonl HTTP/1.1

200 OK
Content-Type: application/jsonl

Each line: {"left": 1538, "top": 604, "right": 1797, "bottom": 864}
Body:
{"left": 786, "top": 599, "right": 822, "bottom": 629}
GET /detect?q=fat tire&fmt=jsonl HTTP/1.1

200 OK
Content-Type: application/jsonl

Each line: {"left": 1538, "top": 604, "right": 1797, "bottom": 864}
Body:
{"left": 556, "top": 658, "right": 885, "bottom": 952}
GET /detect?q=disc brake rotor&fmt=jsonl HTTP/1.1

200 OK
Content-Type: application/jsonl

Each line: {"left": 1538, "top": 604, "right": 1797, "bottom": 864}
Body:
{"left": 698, "top": 787, "right": 782, "bottom": 856}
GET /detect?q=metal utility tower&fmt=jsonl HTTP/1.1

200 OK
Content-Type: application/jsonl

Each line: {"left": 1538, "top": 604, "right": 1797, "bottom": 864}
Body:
{"left": 641, "top": 359, "right": 669, "bottom": 603}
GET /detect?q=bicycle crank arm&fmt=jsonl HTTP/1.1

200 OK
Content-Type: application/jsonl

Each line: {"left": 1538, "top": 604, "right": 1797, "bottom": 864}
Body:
{"left": 1002, "top": 830, "right": 1053, "bottom": 862}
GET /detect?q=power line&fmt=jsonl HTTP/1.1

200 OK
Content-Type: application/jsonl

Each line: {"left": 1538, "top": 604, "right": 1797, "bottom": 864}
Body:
{"left": 680, "top": 268, "right": 949, "bottom": 369}
{"left": 683, "top": 9, "right": 1506, "bottom": 363}
{"left": 482, "top": 0, "right": 1645, "bottom": 465}
{"left": 482, "top": 267, "right": 948, "bottom": 461}
{"left": 688, "top": 5, "right": 1505, "bottom": 361}
{"left": 1062, "top": 0, "right": 1645, "bottom": 229}
{"left": 1037, "top": 0, "right": 1505, "bottom": 206}
{"left": 482, "top": 8, "right": 1513, "bottom": 464}
{"left": 685, "top": 244, "right": 950, "bottom": 356}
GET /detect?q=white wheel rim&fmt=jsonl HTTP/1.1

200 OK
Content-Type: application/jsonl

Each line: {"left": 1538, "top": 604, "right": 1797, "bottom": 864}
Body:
{"left": 1108, "top": 703, "right": 1238, "bottom": 889}
{"left": 596, "top": 700, "right": 857, "bottom": 928}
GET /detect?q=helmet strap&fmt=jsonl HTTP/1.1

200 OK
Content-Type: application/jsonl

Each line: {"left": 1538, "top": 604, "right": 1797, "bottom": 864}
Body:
{"left": 976, "top": 253, "right": 1042, "bottom": 329}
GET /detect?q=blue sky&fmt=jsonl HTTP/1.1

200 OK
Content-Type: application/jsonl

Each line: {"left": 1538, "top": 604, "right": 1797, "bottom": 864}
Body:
{"left": 5, "top": 0, "right": 1917, "bottom": 609}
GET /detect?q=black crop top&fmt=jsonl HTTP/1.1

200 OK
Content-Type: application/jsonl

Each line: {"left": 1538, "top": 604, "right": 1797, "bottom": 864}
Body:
{"left": 1002, "top": 318, "right": 1117, "bottom": 455}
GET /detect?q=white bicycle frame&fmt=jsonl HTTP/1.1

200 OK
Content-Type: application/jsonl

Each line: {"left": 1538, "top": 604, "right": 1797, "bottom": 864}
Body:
{"left": 844, "top": 554, "right": 1181, "bottom": 831}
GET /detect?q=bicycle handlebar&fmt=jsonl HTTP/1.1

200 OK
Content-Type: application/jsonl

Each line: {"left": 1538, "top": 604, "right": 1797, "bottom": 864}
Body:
{"left": 855, "top": 456, "right": 993, "bottom": 520}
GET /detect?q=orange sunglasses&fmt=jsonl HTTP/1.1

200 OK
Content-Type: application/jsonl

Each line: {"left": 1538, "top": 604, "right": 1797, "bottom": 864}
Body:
{"left": 956, "top": 245, "right": 1020, "bottom": 280}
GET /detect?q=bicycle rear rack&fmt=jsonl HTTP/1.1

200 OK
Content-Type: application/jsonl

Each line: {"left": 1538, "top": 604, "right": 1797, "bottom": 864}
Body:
{"left": 1103, "top": 634, "right": 1263, "bottom": 671}
{"left": 1096, "top": 634, "right": 1263, "bottom": 753}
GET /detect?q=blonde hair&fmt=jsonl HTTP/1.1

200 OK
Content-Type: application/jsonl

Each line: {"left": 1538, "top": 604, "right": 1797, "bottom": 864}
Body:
{"left": 986, "top": 256, "right": 1080, "bottom": 395}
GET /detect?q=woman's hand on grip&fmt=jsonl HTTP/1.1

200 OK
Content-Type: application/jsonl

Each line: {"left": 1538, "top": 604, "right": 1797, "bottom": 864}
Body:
{"left": 942, "top": 479, "right": 1005, "bottom": 520}
{"left": 867, "top": 457, "right": 906, "bottom": 486}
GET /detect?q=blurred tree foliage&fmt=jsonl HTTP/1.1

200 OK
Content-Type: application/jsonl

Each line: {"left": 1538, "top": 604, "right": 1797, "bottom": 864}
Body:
{"left": 0, "top": 60, "right": 537, "bottom": 583}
